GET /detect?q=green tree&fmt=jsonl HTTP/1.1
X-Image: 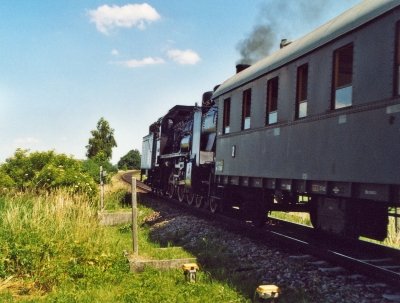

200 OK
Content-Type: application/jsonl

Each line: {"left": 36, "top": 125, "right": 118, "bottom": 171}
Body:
{"left": 81, "top": 151, "right": 118, "bottom": 184}
{"left": 117, "top": 149, "right": 141, "bottom": 170}
{"left": 0, "top": 149, "right": 97, "bottom": 196}
{"left": 86, "top": 117, "right": 117, "bottom": 160}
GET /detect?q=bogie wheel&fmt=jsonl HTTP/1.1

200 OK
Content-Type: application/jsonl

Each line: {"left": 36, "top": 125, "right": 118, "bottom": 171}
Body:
{"left": 251, "top": 211, "right": 265, "bottom": 228}
{"left": 177, "top": 185, "right": 185, "bottom": 202}
{"left": 167, "top": 173, "right": 175, "bottom": 199}
{"left": 195, "top": 196, "right": 205, "bottom": 208}
{"left": 242, "top": 200, "right": 265, "bottom": 227}
{"left": 306, "top": 196, "right": 319, "bottom": 229}
{"left": 186, "top": 188, "right": 195, "bottom": 205}
{"left": 209, "top": 197, "right": 219, "bottom": 213}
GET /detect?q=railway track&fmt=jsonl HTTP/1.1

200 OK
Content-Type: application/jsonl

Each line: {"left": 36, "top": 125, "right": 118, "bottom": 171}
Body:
{"left": 120, "top": 171, "right": 151, "bottom": 191}
{"left": 121, "top": 172, "right": 400, "bottom": 289}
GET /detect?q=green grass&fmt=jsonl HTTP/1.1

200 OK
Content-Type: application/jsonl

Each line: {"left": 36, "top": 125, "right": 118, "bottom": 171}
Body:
{"left": 0, "top": 172, "right": 320, "bottom": 302}
{"left": 1, "top": 268, "right": 251, "bottom": 303}
{"left": 0, "top": 185, "right": 254, "bottom": 302}
{"left": 269, "top": 211, "right": 312, "bottom": 227}
{"left": 111, "top": 221, "right": 194, "bottom": 261}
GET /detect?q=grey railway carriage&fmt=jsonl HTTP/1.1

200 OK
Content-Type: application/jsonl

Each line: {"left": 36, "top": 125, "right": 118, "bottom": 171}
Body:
{"left": 141, "top": 0, "right": 400, "bottom": 241}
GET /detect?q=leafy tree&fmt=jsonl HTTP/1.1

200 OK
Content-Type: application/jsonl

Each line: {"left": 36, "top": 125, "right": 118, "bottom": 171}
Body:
{"left": 81, "top": 151, "right": 118, "bottom": 184}
{"left": 117, "top": 149, "right": 141, "bottom": 170}
{"left": 0, "top": 171, "right": 15, "bottom": 189}
{"left": 86, "top": 117, "right": 117, "bottom": 160}
{"left": 0, "top": 149, "right": 97, "bottom": 196}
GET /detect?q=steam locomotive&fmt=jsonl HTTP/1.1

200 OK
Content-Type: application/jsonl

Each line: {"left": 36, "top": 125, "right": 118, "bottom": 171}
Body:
{"left": 141, "top": 0, "right": 400, "bottom": 241}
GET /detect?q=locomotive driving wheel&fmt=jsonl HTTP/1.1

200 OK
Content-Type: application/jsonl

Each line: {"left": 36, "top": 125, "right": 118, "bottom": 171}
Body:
{"left": 209, "top": 197, "right": 219, "bottom": 213}
{"left": 167, "top": 173, "right": 175, "bottom": 199}
{"left": 186, "top": 188, "right": 195, "bottom": 205}
{"left": 195, "top": 195, "right": 205, "bottom": 208}
{"left": 177, "top": 185, "right": 185, "bottom": 202}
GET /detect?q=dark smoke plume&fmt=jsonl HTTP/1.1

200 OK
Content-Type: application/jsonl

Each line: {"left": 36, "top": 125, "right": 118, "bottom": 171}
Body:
{"left": 236, "top": 25, "right": 276, "bottom": 65}
{"left": 235, "top": 0, "right": 355, "bottom": 65}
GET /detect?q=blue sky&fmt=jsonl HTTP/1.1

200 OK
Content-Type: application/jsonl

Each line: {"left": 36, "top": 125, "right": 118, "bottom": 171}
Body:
{"left": 0, "top": 0, "right": 362, "bottom": 164}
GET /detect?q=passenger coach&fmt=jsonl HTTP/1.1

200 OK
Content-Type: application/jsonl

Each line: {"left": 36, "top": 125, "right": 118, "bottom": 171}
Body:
{"left": 142, "top": 0, "right": 400, "bottom": 241}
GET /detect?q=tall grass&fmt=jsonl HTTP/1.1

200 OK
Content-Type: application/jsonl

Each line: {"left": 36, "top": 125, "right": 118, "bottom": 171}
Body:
{"left": 102, "top": 172, "right": 132, "bottom": 211}
{"left": 0, "top": 179, "right": 254, "bottom": 302}
{"left": 0, "top": 190, "right": 119, "bottom": 293}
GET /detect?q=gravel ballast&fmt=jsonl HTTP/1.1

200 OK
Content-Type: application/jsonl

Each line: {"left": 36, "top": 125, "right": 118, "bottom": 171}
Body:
{"left": 140, "top": 196, "right": 400, "bottom": 303}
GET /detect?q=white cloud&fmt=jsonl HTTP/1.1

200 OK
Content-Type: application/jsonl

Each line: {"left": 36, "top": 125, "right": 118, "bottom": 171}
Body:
{"left": 167, "top": 49, "right": 201, "bottom": 65}
{"left": 88, "top": 3, "right": 161, "bottom": 35}
{"left": 111, "top": 49, "right": 119, "bottom": 56}
{"left": 13, "top": 137, "right": 42, "bottom": 147}
{"left": 111, "top": 57, "right": 165, "bottom": 68}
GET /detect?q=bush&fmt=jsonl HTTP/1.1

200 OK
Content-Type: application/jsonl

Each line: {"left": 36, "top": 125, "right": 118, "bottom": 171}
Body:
{"left": 0, "top": 149, "right": 97, "bottom": 197}
{"left": 0, "top": 171, "right": 15, "bottom": 191}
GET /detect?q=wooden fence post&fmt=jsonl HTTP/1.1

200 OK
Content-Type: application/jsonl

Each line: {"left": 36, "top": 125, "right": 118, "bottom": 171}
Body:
{"left": 131, "top": 177, "right": 138, "bottom": 255}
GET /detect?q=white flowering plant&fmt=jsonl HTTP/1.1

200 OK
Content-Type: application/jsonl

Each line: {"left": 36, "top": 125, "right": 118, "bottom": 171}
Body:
{"left": 0, "top": 149, "right": 97, "bottom": 197}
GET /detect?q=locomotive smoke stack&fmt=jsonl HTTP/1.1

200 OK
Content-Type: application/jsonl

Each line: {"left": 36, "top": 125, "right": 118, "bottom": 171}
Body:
{"left": 236, "top": 64, "right": 251, "bottom": 74}
{"left": 202, "top": 91, "right": 213, "bottom": 106}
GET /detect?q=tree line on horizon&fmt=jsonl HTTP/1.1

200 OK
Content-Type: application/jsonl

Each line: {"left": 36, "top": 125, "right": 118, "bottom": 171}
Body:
{"left": 0, "top": 117, "right": 141, "bottom": 194}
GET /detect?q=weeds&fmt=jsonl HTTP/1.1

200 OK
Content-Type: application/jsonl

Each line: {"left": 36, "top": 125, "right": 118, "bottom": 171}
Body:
{"left": 103, "top": 172, "right": 132, "bottom": 211}
{"left": 0, "top": 183, "right": 254, "bottom": 302}
{"left": 0, "top": 190, "right": 121, "bottom": 293}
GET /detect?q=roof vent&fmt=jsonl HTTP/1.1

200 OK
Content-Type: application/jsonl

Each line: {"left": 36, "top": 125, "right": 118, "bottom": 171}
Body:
{"left": 280, "top": 39, "right": 292, "bottom": 49}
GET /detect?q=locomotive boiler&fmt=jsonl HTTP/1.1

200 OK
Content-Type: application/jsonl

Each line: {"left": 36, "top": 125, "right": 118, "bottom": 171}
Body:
{"left": 142, "top": 0, "right": 400, "bottom": 241}
{"left": 141, "top": 92, "right": 217, "bottom": 206}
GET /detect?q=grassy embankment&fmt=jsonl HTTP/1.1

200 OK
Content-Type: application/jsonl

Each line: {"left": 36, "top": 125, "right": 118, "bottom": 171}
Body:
{"left": 0, "top": 172, "right": 260, "bottom": 302}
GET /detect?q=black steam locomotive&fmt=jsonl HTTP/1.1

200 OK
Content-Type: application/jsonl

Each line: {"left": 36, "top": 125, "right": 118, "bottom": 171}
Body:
{"left": 141, "top": 0, "right": 400, "bottom": 241}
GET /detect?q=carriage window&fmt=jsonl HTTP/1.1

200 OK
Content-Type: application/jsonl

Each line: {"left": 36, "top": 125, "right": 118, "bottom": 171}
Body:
{"left": 267, "top": 77, "right": 279, "bottom": 124}
{"left": 242, "top": 89, "right": 251, "bottom": 130}
{"left": 223, "top": 98, "right": 231, "bottom": 134}
{"left": 332, "top": 43, "right": 353, "bottom": 109}
{"left": 296, "top": 64, "right": 308, "bottom": 118}
{"left": 395, "top": 22, "right": 400, "bottom": 95}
